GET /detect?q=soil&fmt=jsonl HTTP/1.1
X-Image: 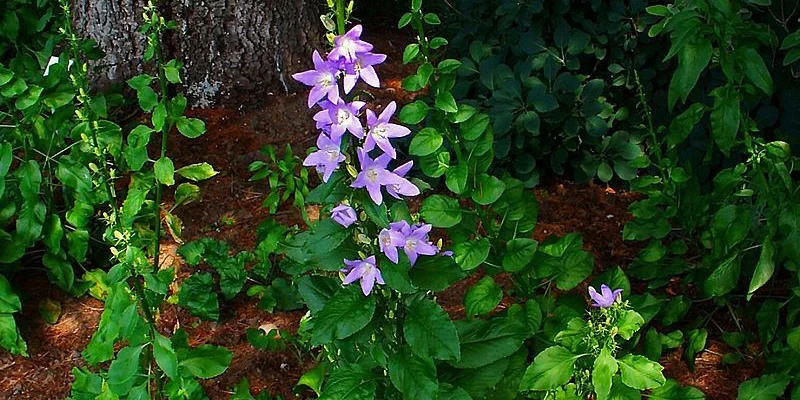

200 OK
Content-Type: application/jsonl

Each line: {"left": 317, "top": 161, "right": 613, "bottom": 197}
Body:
{"left": 0, "top": 26, "right": 760, "bottom": 400}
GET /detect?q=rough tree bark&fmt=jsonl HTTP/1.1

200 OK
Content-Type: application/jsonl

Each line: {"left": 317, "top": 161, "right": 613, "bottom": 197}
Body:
{"left": 71, "top": 0, "right": 323, "bottom": 107}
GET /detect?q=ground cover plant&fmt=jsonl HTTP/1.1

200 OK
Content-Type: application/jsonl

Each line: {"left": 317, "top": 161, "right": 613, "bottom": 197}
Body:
{"left": 0, "top": 0, "right": 799, "bottom": 399}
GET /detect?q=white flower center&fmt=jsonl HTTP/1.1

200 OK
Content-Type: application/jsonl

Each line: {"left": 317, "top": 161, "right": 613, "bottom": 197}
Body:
{"left": 318, "top": 73, "right": 333, "bottom": 87}
{"left": 325, "top": 147, "right": 340, "bottom": 161}
{"left": 336, "top": 109, "right": 350, "bottom": 125}
{"left": 372, "top": 126, "right": 388, "bottom": 140}
{"left": 380, "top": 231, "right": 392, "bottom": 246}
{"left": 405, "top": 238, "right": 418, "bottom": 251}
{"left": 340, "top": 38, "right": 356, "bottom": 56}
{"left": 366, "top": 167, "right": 379, "bottom": 183}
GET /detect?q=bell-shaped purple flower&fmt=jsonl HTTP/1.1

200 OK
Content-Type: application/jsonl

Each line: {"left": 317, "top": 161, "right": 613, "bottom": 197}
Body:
{"left": 292, "top": 50, "right": 341, "bottom": 108}
{"left": 302, "top": 133, "right": 345, "bottom": 182}
{"left": 402, "top": 223, "right": 438, "bottom": 266}
{"left": 331, "top": 204, "right": 357, "bottom": 228}
{"left": 313, "top": 99, "right": 365, "bottom": 141}
{"left": 364, "top": 101, "right": 411, "bottom": 159}
{"left": 342, "top": 256, "right": 384, "bottom": 296}
{"left": 386, "top": 161, "right": 414, "bottom": 200}
{"left": 379, "top": 226, "right": 406, "bottom": 263}
{"left": 328, "top": 25, "right": 374, "bottom": 64}
{"left": 343, "top": 52, "right": 387, "bottom": 94}
{"left": 351, "top": 148, "right": 419, "bottom": 205}
{"left": 588, "top": 284, "right": 623, "bottom": 308}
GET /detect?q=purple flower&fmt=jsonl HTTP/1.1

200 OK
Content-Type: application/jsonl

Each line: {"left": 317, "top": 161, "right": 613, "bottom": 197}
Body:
{"left": 441, "top": 250, "right": 454, "bottom": 257}
{"left": 342, "top": 256, "right": 384, "bottom": 296}
{"left": 351, "top": 148, "right": 419, "bottom": 205}
{"left": 386, "top": 160, "right": 414, "bottom": 200}
{"left": 328, "top": 25, "right": 373, "bottom": 64}
{"left": 379, "top": 226, "right": 406, "bottom": 263}
{"left": 402, "top": 224, "right": 438, "bottom": 266}
{"left": 302, "top": 133, "right": 345, "bottom": 182}
{"left": 364, "top": 101, "right": 411, "bottom": 159}
{"left": 343, "top": 52, "right": 387, "bottom": 94}
{"left": 313, "top": 99, "right": 365, "bottom": 141}
{"left": 331, "top": 204, "right": 357, "bottom": 228}
{"left": 588, "top": 285, "right": 623, "bottom": 308}
{"left": 292, "top": 50, "right": 341, "bottom": 108}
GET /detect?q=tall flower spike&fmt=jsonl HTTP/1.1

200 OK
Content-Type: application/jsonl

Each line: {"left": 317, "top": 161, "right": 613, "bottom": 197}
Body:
{"left": 588, "top": 284, "right": 623, "bottom": 308}
{"left": 343, "top": 52, "right": 387, "bottom": 94}
{"left": 342, "top": 256, "right": 384, "bottom": 296}
{"left": 364, "top": 101, "right": 411, "bottom": 159}
{"left": 351, "top": 148, "right": 419, "bottom": 205}
{"left": 302, "top": 133, "right": 345, "bottom": 182}
{"left": 291, "top": 50, "right": 341, "bottom": 108}
{"left": 328, "top": 25, "right": 373, "bottom": 64}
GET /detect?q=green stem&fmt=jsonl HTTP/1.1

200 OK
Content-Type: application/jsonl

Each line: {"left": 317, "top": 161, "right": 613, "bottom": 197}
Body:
{"left": 335, "top": 0, "right": 346, "bottom": 35}
{"left": 415, "top": 14, "right": 429, "bottom": 60}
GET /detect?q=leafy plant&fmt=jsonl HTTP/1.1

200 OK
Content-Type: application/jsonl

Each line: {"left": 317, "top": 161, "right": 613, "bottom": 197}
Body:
{"left": 248, "top": 144, "right": 311, "bottom": 221}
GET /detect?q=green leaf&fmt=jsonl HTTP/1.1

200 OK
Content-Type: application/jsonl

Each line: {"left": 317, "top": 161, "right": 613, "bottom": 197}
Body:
{"left": 311, "top": 287, "right": 376, "bottom": 345}
{"left": 533, "top": 234, "right": 593, "bottom": 290}
{"left": 704, "top": 254, "right": 740, "bottom": 297}
{"left": 739, "top": 48, "right": 772, "bottom": 95}
{"left": 472, "top": 174, "right": 505, "bottom": 205}
{"left": 465, "top": 276, "right": 503, "bottom": 317}
{"left": 108, "top": 345, "right": 144, "bottom": 395}
{"left": 152, "top": 102, "right": 167, "bottom": 131}
{"left": 153, "top": 331, "right": 178, "bottom": 378}
{"left": 42, "top": 252, "right": 74, "bottom": 291}
{"left": 404, "top": 297, "right": 461, "bottom": 360}
{"left": 650, "top": 379, "right": 706, "bottom": 399}
{"left": 445, "top": 163, "right": 468, "bottom": 195}
{"left": 410, "top": 127, "right": 443, "bottom": 156}
{"left": 0, "top": 275, "right": 21, "bottom": 313}
{"left": 421, "top": 195, "right": 462, "bottom": 228}
{"left": 617, "top": 354, "right": 666, "bottom": 390}
{"left": 435, "top": 91, "right": 458, "bottom": 113}
{"left": 0, "top": 314, "right": 26, "bottom": 356}
{"left": 154, "top": 157, "right": 175, "bottom": 186}
{"left": 451, "top": 316, "right": 527, "bottom": 369}
{"left": 737, "top": 373, "right": 789, "bottom": 400}
{"left": 667, "top": 103, "right": 705, "bottom": 149}
{"left": 15, "top": 85, "right": 43, "bottom": 110}
{"left": 520, "top": 346, "right": 580, "bottom": 391}
{"left": 389, "top": 350, "right": 438, "bottom": 400}
{"left": 399, "top": 100, "right": 430, "bottom": 124}
{"left": 502, "top": 238, "right": 538, "bottom": 272}
{"left": 617, "top": 310, "right": 645, "bottom": 340}
{"left": 174, "top": 183, "right": 201, "bottom": 206}
{"left": 403, "top": 43, "right": 420, "bottom": 64}
{"left": 319, "top": 364, "right": 376, "bottom": 400}
{"left": 461, "top": 113, "right": 490, "bottom": 140}
{"left": 178, "top": 273, "right": 219, "bottom": 321}
{"left": 710, "top": 86, "right": 741, "bottom": 155}
{"left": 179, "top": 344, "right": 232, "bottom": 378}
{"left": 685, "top": 329, "right": 707, "bottom": 370}
{"left": 747, "top": 237, "right": 775, "bottom": 299}
{"left": 668, "top": 40, "right": 712, "bottom": 110}
{"left": 453, "top": 238, "right": 490, "bottom": 271}
{"left": 66, "top": 229, "right": 89, "bottom": 261}
{"left": 176, "top": 117, "right": 206, "bottom": 138}
{"left": 593, "top": 348, "right": 618, "bottom": 400}
{"left": 175, "top": 162, "right": 218, "bottom": 181}
{"left": 423, "top": 12, "right": 441, "bottom": 25}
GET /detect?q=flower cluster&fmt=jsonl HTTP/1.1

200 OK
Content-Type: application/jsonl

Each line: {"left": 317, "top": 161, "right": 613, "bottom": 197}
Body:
{"left": 294, "top": 25, "right": 440, "bottom": 296}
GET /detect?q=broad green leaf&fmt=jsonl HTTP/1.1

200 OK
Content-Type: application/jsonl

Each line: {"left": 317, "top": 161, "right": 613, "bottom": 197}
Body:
{"left": 519, "top": 346, "right": 581, "bottom": 391}
{"left": 461, "top": 113, "right": 490, "bottom": 141}
{"left": 704, "top": 255, "right": 740, "bottom": 297}
{"left": 0, "top": 275, "right": 21, "bottom": 313}
{"left": 319, "top": 364, "right": 376, "bottom": 400}
{"left": 409, "top": 127, "right": 443, "bottom": 156}
{"left": 445, "top": 163, "right": 468, "bottom": 195}
{"left": 668, "top": 40, "right": 712, "bottom": 110}
{"left": 617, "top": 354, "right": 665, "bottom": 389}
{"left": 435, "top": 91, "right": 458, "bottom": 113}
{"left": 421, "top": 195, "right": 462, "bottom": 228}
{"left": 464, "top": 276, "right": 502, "bottom": 317}
{"left": 404, "top": 297, "right": 461, "bottom": 360}
{"left": 0, "top": 313, "right": 26, "bottom": 356}
{"left": 739, "top": 48, "right": 772, "bottom": 95}
{"left": 737, "top": 373, "right": 789, "bottom": 400}
{"left": 108, "top": 345, "right": 144, "bottom": 395}
{"left": 650, "top": 379, "right": 706, "bottom": 399}
{"left": 15, "top": 85, "right": 43, "bottom": 110}
{"left": 452, "top": 238, "right": 490, "bottom": 271}
{"left": 667, "top": 103, "right": 705, "bottom": 149}
{"left": 389, "top": 350, "right": 438, "bottom": 400}
{"left": 502, "top": 238, "right": 538, "bottom": 272}
{"left": 617, "top": 310, "right": 645, "bottom": 340}
{"left": 471, "top": 174, "right": 505, "bottom": 205}
{"left": 42, "top": 252, "right": 74, "bottom": 291}
{"left": 154, "top": 157, "right": 175, "bottom": 186}
{"left": 593, "top": 348, "right": 618, "bottom": 400}
{"left": 179, "top": 344, "right": 232, "bottom": 378}
{"left": 178, "top": 273, "right": 219, "bottom": 320}
{"left": 450, "top": 316, "right": 527, "bottom": 369}
{"left": 176, "top": 117, "right": 206, "bottom": 138}
{"left": 685, "top": 329, "right": 707, "bottom": 370}
{"left": 710, "top": 85, "right": 741, "bottom": 155}
{"left": 153, "top": 330, "right": 178, "bottom": 378}
{"left": 311, "top": 287, "right": 376, "bottom": 345}
{"left": 747, "top": 237, "right": 775, "bottom": 299}
{"left": 399, "top": 100, "right": 430, "bottom": 124}
{"left": 175, "top": 162, "right": 218, "bottom": 181}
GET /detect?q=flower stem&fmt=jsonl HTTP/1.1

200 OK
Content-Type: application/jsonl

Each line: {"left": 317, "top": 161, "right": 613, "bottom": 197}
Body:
{"left": 335, "top": 0, "right": 346, "bottom": 35}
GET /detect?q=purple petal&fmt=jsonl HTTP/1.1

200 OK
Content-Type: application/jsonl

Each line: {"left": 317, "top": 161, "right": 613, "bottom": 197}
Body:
{"left": 379, "top": 101, "right": 397, "bottom": 123}
{"left": 343, "top": 264, "right": 365, "bottom": 284}
{"left": 360, "top": 66, "right": 380, "bottom": 88}
{"left": 343, "top": 74, "right": 357, "bottom": 94}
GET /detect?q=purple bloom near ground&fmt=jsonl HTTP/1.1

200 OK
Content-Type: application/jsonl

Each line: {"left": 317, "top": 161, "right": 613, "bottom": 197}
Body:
{"left": 343, "top": 52, "right": 387, "bottom": 94}
{"left": 402, "top": 223, "right": 438, "bottom": 265}
{"left": 364, "top": 101, "right": 411, "bottom": 159}
{"left": 588, "top": 284, "right": 623, "bottom": 308}
{"left": 331, "top": 204, "right": 357, "bottom": 228}
{"left": 313, "top": 99, "right": 365, "bottom": 141}
{"left": 328, "top": 25, "right": 374, "bottom": 64}
{"left": 302, "top": 133, "right": 345, "bottom": 182}
{"left": 342, "top": 256, "right": 384, "bottom": 296}
{"left": 291, "top": 50, "right": 341, "bottom": 108}
{"left": 351, "top": 148, "right": 419, "bottom": 205}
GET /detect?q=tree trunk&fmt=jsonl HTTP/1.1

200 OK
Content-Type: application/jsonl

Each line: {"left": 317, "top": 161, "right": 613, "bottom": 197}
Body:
{"left": 71, "top": 0, "right": 322, "bottom": 107}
